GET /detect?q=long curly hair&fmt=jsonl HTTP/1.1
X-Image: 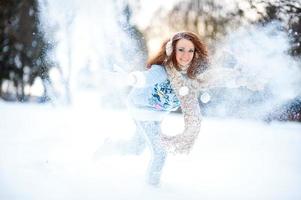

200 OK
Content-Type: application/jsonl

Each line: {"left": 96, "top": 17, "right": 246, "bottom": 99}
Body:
{"left": 147, "top": 31, "right": 209, "bottom": 79}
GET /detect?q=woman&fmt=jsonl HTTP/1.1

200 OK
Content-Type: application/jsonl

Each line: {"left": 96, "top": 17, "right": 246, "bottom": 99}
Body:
{"left": 105, "top": 31, "right": 259, "bottom": 186}
{"left": 127, "top": 31, "right": 209, "bottom": 153}
{"left": 125, "top": 31, "right": 209, "bottom": 186}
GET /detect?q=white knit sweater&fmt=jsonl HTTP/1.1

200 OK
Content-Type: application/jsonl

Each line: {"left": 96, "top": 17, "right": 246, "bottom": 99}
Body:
{"left": 128, "top": 64, "right": 261, "bottom": 154}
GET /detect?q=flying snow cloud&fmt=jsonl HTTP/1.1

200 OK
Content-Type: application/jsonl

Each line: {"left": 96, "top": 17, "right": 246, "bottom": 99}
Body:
{"left": 38, "top": 0, "right": 301, "bottom": 118}
{"left": 206, "top": 22, "right": 301, "bottom": 119}
{"left": 38, "top": 0, "right": 146, "bottom": 106}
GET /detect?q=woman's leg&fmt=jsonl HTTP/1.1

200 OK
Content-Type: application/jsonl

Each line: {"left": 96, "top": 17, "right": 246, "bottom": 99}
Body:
{"left": 135, "top": 121, "right": 167, "bottom": 186}
{"left": 124, "top": 123, "right": 146, "bottom": 155}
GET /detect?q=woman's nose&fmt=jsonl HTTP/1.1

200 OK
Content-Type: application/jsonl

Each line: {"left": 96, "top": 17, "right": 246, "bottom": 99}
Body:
{"left": 183, "top": 52, "right": 190, "bottom": 59}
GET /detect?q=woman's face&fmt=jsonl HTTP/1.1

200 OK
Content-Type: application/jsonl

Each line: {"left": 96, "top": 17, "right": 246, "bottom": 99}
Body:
{"left": 175, "top": 38, "right": 195, "bottom": 69}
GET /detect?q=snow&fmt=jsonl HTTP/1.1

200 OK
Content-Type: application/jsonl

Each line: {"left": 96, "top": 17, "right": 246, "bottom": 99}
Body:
{"left": 3, "top": 1, "right": 300, "bottom": 199}
{"left": 1, "top": 101, "right": 301, "bottom": 200}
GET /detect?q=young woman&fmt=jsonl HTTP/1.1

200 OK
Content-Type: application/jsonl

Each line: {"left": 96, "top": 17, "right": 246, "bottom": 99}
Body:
{"left": 103, "top": 31, "right": 261, "bottom": 186}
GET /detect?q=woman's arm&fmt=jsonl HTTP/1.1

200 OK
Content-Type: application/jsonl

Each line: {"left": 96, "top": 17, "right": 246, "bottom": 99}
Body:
{"left": 193, "top": 67, "right": 265, "bottom": 91}
{"left": 101, "top": 65, "right": 168, "bottom": 88}
{"left": 128, "top": 65, "right": 168, "bottom": 87}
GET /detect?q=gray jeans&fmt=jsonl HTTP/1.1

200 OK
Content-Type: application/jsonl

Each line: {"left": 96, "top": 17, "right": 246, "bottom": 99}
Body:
{"left": 133, "top": 120, "right": 167, "bottom": 186}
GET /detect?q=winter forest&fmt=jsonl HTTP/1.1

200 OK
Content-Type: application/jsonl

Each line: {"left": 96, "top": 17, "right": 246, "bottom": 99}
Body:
{"left": 1, "top": 0, "right": 301, "bottom": 199}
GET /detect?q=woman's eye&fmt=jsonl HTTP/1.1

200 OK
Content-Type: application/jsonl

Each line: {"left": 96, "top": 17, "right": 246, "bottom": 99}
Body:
{"left": 177, "top": 48, "right": 194, "bottom": 53}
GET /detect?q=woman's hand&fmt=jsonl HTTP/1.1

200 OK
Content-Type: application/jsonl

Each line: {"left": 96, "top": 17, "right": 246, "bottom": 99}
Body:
{"left": 101, "top": 64, "right": 146, "bottom": 88}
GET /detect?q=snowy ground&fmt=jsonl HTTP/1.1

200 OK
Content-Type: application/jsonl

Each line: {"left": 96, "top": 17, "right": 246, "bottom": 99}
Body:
{"left": 1, "top": 101, "right": 301, "bottom": 200}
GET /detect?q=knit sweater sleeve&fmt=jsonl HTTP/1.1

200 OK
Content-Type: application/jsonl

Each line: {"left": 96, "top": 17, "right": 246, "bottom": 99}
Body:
{"left": 190, "top": 67, "right": 254, "bottom": 91}
{"left": 200, "top": 67, "right": 239, "bottom": 87}
{"left": 128, "top": 65, "right": 167, "bottom": 87}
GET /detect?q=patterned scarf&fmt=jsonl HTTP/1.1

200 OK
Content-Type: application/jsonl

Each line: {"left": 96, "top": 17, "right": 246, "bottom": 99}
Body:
{"left": 161, "top": 65, "right": 202, "bottom": 154}
{"left": 160, "top": 63, "right": 263, "bottom": 154}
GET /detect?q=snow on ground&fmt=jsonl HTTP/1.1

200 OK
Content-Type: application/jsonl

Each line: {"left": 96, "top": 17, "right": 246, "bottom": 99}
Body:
{"left": 0, "top": 101, "right": 301, "bottom": 200}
